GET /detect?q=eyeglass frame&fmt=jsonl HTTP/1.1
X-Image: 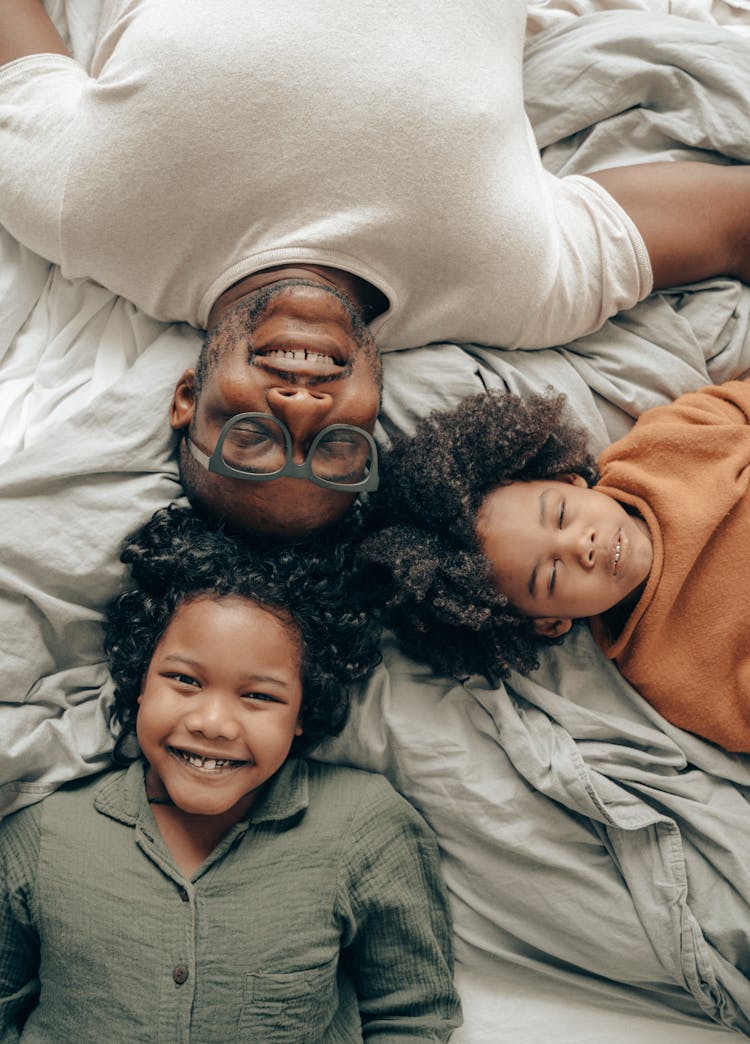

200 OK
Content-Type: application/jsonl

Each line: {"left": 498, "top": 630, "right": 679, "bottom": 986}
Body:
{"left": 185, "top": 412, "right": 380, "bottom": 493}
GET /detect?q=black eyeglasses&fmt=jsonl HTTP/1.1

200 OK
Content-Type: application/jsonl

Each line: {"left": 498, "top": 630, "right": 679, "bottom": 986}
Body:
{"left": 186, "top": 413, "right": 379, "bottom": 492}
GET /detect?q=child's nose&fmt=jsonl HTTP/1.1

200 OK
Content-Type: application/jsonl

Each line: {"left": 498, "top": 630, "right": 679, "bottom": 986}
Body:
{"left": 184, "top": 694, "right": 242, "bottom": 741}
{"left": 561, "top": 527, "right": 596, "bottom": 567}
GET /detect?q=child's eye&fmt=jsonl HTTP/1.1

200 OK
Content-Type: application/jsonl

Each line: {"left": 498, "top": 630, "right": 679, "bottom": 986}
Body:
{"left": 165, "top": 672, "right": 200, "bottom": 688}
{"left": 242, "top": 692, "right": 281, "bottom": 704}
{"left": 558, "top": 500, "right": 566, "bottom": 528}
{"left": 549, "top": 560, "right": 558, "bottom": 594}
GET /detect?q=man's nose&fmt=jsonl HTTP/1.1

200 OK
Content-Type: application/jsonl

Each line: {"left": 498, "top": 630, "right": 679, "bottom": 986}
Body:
{"left": 266, "top": 387, "right": 333, "bottom": 460}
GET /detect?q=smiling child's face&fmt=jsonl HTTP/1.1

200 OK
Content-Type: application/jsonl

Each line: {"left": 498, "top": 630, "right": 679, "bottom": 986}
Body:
{"left": 137, "top": 595, "right": 303, "bottom": 822}
{"left": 476, "top": 475, "right": 653, "bottom": 637}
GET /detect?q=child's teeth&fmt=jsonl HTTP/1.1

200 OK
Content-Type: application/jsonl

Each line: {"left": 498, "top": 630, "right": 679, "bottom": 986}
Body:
{"left": 181, "top": 751, "right": 233, "bottom": 769}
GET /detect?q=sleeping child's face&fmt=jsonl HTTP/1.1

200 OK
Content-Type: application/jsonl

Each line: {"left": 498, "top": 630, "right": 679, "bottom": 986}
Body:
{"left": 476, "top": 475, "right": 653, "bottom": 637}
{"left": 136, "top": 594, "right": 303, "bottom": 821}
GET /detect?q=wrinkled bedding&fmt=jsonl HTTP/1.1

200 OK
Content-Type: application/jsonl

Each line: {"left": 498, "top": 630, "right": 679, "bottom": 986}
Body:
{"left": 2, "top": 3, "right": 750, "bottom": 1040}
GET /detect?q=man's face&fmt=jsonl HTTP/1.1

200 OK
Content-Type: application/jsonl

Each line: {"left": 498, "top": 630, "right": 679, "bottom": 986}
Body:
{"left": 171, "top": 280, "right": 382, "bottom": 538}
{"left": 476, "top": 475, "right": 653, "bottom": 635}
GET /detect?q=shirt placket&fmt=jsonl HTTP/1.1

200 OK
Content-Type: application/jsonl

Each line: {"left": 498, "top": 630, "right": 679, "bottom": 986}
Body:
{"left": 134, "top": 822, "right": 197, "bottom": 1043}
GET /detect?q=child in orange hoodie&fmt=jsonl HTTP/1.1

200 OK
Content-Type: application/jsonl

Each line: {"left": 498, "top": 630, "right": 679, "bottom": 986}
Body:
{"left": 359, "top": 380, "right": 750, "bottom": 751}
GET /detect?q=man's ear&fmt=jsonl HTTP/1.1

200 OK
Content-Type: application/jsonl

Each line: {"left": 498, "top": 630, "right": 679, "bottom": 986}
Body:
{"left": 557, "top": 472, "right": 588, "bottom": 488}
{"left": 532, "top": 617, "right": 573, "bottom": 639}
{"left": 170, "top": 369, "right": 197, "bottom": 431}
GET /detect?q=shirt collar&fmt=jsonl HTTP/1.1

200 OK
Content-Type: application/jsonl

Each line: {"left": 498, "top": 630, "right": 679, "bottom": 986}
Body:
{"left": 93, "top": 757, "right": 309, "bottom": 828}
{"left": 249, "top": 757, "right": 309, "bottom": 825}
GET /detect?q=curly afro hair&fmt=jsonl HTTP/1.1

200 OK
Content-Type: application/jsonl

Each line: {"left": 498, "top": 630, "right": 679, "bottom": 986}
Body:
{"left": 105, "top": 505, "right": 381, "bottom": 764}
{"left": 356, "top": 391, "right": 597, "bottom": 680}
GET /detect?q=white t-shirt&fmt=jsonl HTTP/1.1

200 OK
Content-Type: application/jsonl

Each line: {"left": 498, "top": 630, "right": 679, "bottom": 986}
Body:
{"left": 0, "top": 0, "right": 651, "bottom": 350}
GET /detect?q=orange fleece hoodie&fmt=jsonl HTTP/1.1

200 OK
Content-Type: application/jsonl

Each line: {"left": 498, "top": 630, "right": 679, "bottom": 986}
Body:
{"left": 590, "top": 380, "right": 750, "bottom": 751}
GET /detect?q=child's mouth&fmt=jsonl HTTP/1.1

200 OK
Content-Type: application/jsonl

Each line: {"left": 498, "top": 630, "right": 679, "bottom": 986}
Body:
{"left": 168, "top": 746, "right": 247, "bottom": 772}
{"left": 612, "top": 532, "right": 622, "bottom": 576}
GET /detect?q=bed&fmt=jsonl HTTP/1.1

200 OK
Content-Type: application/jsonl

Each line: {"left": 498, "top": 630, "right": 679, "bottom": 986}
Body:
{"left": 2, "top": 1, "right": 750, "bottom": 1039}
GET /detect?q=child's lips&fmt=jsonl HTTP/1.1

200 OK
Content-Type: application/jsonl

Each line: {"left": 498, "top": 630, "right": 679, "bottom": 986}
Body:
{"left": 611, "top": 530, "right": 623, "bottom": 576}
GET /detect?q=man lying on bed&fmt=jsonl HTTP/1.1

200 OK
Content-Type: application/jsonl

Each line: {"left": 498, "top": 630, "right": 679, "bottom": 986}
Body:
{"left": 4, "top": 0, "right": 750, "bottom": 539}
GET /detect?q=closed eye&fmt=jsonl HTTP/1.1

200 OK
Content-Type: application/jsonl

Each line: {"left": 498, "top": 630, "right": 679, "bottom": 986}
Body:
{"left": 549, "top": 560, "right": 558, "bottom": 594}
{"left": 242, "top": 692, "right": 282, "bottom": 704}
{"left": 229, "top": 429, "right": 272, "bottom": 448}
{"left": 317, "top": 436, "right": 358, "bottom": 452}
{"left": 558, "top": 500, "right": 566, "bottom": 528}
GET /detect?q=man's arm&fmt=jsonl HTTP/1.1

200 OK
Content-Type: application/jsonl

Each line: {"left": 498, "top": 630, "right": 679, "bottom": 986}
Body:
{"left": 588, "top": 161, "right": 750, "bottom": 289}
{"left": 0, "top": 0, "right": 69, "bottom": 66}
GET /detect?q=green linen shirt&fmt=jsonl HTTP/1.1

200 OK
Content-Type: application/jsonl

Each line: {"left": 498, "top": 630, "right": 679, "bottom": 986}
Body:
{"left": 0, "top": 758, "right": 461, "bottom": 1043}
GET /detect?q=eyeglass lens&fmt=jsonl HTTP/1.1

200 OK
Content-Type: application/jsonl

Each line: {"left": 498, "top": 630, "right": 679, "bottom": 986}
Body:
{"left": 221, "top": 416, "right": 287, "bottom": 474}
{"left": 220, "top": 417, "right": 371, "bottom": 484}
{"left": 310, "top": 428, "right": 371, "bottom": 484}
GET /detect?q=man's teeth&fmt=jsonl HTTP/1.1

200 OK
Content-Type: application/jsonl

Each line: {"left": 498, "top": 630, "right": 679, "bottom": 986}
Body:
{"left": 263, "top": 348, "right": 338, "bottom": 367}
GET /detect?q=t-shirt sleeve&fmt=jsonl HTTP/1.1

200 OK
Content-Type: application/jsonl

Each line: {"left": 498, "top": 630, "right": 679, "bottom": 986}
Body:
{"left": 0, "top": 54, "right": 88, "bottom": 264}
{"left": 335, "top": 778, "right": 462, "bottom": 1041}
{"left": 521, "top": 171, "right": 653, "bottom": 349}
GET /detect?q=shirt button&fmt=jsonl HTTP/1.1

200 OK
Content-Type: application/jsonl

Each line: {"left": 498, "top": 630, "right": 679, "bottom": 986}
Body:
{"left": 177, "top": 886, "right": 189, "bottom": 902}
{"left": 173, "top": 964, "right": 189, "bottom": 985}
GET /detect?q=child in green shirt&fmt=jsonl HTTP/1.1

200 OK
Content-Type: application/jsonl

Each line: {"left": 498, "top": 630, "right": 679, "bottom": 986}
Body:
{"left": 0, "top": 506, "right": 462, "bottom": 1042}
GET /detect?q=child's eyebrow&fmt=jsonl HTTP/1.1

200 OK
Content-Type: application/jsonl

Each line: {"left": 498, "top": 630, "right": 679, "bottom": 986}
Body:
{"left": 161, "top": 653, "right": 291, "bottom": 689}
{"left": 162, "top": 653, "right": 202, "bottom": 671}
{"left": 539, "top": 490, "right": 549, "bottom": 525}
{"left": 246, "top": 675, "right": 292, "bottom": 689}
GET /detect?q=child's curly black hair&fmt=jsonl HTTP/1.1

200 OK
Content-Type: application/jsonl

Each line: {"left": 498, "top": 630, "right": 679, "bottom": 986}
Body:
{"left": 356, "top": 391, "right": 597, "bottom": 680}
{"left": 105, "top": 505, "right": 381, "bottom": 763}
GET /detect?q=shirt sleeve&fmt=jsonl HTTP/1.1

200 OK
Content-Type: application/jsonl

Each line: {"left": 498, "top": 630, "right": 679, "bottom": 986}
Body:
{"left": 0, "top": 806, "right": 42, "bottom": 1043}
{"left": 0, "top": 54, "right": 88, "bottom": 263}
{"left": 335, "top": 779, "right": 462, "bottom": 1042}
{"left": 639, "top": 379, "right": 750, "bottom": 429}
{"left": 521, "top": 172, "right": 653, "bottom": 350}
{"left": 599, "top": 379, "right": 750, "bottom": 473}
